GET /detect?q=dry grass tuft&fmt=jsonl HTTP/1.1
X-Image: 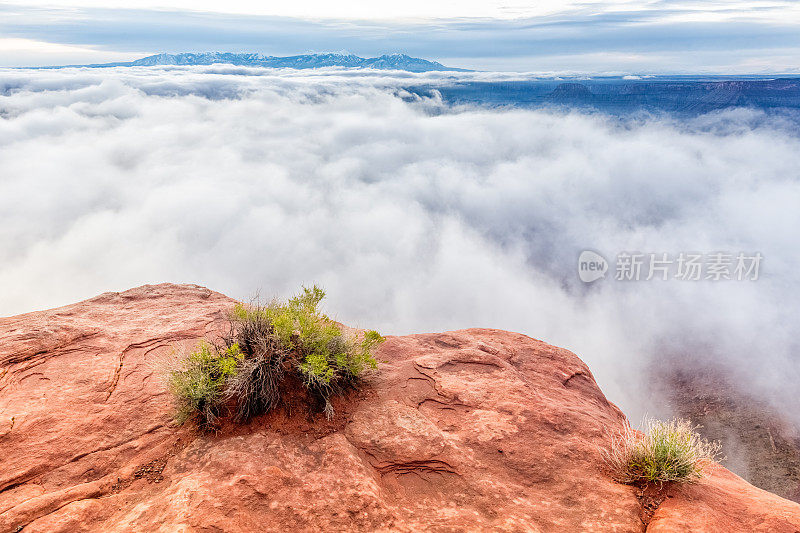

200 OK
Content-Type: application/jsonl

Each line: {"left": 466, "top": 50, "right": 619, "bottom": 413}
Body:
{"left": 603, "top": 417, "right": 722, "bottom": 486}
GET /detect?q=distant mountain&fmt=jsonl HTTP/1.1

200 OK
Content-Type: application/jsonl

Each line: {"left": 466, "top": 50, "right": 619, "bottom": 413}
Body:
{"left": 546, "top": 83, "right": 594, "bottom": 100}
{"left": 406, "top": 78, "right": 800, "bottom": 115}
{"left": 48, "top": 52, "right": 469, "bottom": 73}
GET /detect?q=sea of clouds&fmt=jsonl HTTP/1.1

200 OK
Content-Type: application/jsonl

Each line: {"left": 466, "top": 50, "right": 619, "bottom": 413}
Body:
{"left": 1, "top": 66, "right": 798, "bottom": 423}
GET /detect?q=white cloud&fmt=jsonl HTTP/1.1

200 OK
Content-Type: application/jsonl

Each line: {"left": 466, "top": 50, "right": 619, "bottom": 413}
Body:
{"left": 5, "top": 0, "right": 799, "bottom": 22}
{"left": 0, "top": 38, "right": 140, "bottom": 67}
{"left": 0, "top": 0, "right": 643, "bottom": 20}
{"left": 1, "top": 66, "right": 798, "bottom": 423}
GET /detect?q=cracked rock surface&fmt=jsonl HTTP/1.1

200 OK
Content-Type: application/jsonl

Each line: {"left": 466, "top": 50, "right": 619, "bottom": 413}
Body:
{"left": 1, "top": 284, "right": 799, "bottom": 532}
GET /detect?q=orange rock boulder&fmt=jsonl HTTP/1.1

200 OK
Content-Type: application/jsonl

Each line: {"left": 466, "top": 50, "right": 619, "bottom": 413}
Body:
{"left": 1, "top": 284, "right": 798, "bottom": 532}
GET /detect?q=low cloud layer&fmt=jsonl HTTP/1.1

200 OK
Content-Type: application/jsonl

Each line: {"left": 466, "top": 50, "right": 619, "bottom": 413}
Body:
{"left": 1, "top": 66, "right": 798, "bottom": 421}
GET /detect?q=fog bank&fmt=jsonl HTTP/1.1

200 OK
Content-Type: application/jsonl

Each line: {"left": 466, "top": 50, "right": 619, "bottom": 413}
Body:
{"left": 1, "top": 66, "right": 798, "bottom": 421}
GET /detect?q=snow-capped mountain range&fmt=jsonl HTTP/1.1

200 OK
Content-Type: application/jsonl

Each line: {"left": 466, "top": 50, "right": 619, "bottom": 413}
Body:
{"left": 49, "top": 52, "right": 468, "bottom": 72}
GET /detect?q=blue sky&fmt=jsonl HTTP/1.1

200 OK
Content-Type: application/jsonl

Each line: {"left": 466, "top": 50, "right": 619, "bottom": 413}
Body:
{"left": 1, "top": 1, "right": 799, "bottom": 73}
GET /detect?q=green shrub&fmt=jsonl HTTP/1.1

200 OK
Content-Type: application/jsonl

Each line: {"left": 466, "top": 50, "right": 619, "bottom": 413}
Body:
{"left": 603, "top": 417, "right": 722, "bottom": 486}
{"left": 167, "top": 342, "right": 241, "bottom": 427}
{"left": 169, "top": 285, "right": 384, "bottom": 428}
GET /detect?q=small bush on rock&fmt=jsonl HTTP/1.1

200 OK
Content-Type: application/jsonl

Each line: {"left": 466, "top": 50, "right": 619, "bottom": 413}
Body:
{"left": 168, "top": 285, "right": 384, "bottom": 428}
{"left": 167, "top": 342, "right": 241, "bottom": 428}
{"left": 603, "top": 417, "right": 722, "bottom": 486}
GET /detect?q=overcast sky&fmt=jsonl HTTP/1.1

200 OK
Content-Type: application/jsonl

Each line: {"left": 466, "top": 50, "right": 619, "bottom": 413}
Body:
{"left": 1, "top": 1, "right": 800, "bottom": 74}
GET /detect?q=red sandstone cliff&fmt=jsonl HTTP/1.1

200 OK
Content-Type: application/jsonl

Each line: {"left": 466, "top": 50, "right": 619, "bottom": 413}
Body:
{"left": 1, "top": 284, "right": 798, "bottom": 532}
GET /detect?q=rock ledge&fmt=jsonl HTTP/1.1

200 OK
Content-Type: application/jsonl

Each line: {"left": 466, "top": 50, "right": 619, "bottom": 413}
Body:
{"left": 1, "top": 284, "right": 798, "bottom": 532}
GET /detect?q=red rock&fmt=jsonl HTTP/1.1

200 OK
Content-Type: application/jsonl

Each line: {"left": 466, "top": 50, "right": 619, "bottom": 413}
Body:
{"left": 0, "top": 283, "right": 797, "bottom": 532}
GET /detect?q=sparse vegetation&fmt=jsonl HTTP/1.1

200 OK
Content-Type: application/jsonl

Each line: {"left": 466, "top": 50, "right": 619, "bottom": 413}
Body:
{"left": 168, "top": 285, "right": 384, "bottom": 428}
{"left": 603, "top": 417, "right": 722, "bottom": 485}
{"left": 167, "top": 342, "right": 240, "bottom": 428}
